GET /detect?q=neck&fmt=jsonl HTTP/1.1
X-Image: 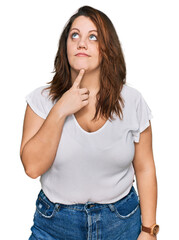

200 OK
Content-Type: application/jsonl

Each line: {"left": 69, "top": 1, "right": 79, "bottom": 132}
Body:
{"left": 71, "top": 68, "right": 100, "bottom": 95}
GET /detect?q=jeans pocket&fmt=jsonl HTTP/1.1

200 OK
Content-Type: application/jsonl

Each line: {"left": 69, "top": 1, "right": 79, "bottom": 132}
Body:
{"left": 35, "top": 191, "right": 59, "bottom": 219}
{"left": 113, "top": 190, "right": 140, "bottom": 219}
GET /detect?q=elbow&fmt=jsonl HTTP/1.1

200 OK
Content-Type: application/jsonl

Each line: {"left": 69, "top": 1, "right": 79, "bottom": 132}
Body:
{"left": 25, "top": 168, "right": 39, "bottom": 179}
{"left": 25, "top": 171, "right": 39, "bottom": 179}
{"left": 21, "top": 150, "right": 40, "bottom": 179}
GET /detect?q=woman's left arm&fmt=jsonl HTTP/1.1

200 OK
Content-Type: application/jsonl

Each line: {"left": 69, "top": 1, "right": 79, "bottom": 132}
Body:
{"left": 133, "top": 121, "right": 158, "bottom": 240}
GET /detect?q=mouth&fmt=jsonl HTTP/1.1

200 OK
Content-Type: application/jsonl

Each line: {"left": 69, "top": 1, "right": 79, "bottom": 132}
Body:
{"left": 75, "top": 53, "right": 90, "bottom": 57}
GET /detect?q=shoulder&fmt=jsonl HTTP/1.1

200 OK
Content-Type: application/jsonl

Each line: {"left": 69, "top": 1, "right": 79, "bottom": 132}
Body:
{"left": 121, "top": 84, "right": 142, "bottom": 106}
{"left": 25, "top": 85, "right": 54, "bottom": 119}
{"left": 25, "top": 85, "right": 52, "bottom": 102}
{"left": 29, "top": 85, "right": 50, "bottom": 97}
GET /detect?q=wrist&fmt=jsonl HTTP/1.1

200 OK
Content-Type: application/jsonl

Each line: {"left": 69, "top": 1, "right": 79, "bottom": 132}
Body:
{"left": 51, "top": 103, "right": 67, "bottom": 120}
{"left": 140, "top": 231, "right": 157, "bottom": 239}
{"left": 141, "top": 215, "right": 156, "bottom": 226}
{"left": 141, "top": 223, "right": 159, "bottom": 236}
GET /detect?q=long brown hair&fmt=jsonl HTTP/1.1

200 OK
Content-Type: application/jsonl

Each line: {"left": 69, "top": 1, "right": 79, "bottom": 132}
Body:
{"left": 43, "top": 5, "right": 126, "bottom": 121}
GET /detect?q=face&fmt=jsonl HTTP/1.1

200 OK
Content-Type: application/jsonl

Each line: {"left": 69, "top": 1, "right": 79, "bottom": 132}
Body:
{"left": 67, "top": 16, "right": 101, "bottom": 73}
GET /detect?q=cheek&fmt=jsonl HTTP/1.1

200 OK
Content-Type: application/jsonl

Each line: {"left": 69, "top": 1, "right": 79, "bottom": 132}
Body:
{"left": 95, "top": 50, "right": 100, "bottom": 63}
{"left": 94, "top": 45, "right": 100, "bottom": 58}
{"left": 98, "top": 54, "right": 102, "bottom": 64}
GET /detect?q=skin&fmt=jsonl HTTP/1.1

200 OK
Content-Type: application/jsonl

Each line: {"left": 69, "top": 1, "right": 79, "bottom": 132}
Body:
{"left": 133, "top": 123, "right": 158, "bottom": 240}
{"left": 67, "top": 15, "right": 101, "bottom": 96}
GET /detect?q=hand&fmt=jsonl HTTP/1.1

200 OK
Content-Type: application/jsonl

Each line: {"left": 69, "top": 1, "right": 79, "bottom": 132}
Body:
{"left": 137, "top": 231, "right": 157, "bottom": 240}
{"left": 56, "top": 69, "right": 90, "bottom": 117}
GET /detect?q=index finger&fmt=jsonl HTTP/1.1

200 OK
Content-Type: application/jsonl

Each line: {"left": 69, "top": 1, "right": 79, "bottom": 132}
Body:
{"left": 73, "top": 69, "right": 85, "bottom": 88}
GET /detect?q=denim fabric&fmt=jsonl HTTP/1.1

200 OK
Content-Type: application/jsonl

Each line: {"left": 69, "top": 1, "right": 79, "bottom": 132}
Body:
{"left": 29, "top": 186, "right": 142, "bottom": 240}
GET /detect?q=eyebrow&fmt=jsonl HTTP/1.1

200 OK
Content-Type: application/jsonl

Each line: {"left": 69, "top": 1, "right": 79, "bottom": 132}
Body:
{"left": 70, "top": 28, "right": 98, "bottom": 33}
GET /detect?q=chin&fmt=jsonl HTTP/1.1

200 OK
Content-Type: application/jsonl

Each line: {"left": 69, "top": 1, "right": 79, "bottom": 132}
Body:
{"left": 70, "top": 63, "right": 100, "bottom": 74}
{"left": 72, "top": 65, "right": 89, "bottom": 72}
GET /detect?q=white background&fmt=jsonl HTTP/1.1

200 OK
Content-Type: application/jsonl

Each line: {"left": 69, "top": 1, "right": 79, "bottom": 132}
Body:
{"left": 0, "top": 0, "right": 178, "bottom": 239}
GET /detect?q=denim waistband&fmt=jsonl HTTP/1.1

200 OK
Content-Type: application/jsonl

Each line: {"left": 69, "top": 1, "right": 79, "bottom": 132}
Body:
{"left": 37, "top": 185, "right": 136, "bottom": 212}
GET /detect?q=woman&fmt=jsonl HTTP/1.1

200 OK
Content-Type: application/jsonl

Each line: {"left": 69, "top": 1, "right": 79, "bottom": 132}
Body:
{"left": 20, "top": 5, "right": 159, "bottom": 240}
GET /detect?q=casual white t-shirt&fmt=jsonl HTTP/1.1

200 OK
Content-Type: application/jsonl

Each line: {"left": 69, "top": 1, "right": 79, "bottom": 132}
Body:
{"left": 25, "top": 84, "right": 153, "bottom": 204}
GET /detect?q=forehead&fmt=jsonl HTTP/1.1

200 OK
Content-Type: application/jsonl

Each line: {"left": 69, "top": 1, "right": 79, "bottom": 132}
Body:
{"left": 70, "top": 16, "right": 97, "bottom": 31}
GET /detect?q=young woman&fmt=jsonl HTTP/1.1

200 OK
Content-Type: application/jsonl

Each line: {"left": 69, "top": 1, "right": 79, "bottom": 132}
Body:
{"left": 20, "top": 5, "right": 159, "bottom": 240}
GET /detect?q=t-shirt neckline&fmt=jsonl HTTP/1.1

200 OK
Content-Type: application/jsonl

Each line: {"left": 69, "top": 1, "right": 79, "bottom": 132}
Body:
{"left": 72, "top": 113, "right": 110, "bottom": 135}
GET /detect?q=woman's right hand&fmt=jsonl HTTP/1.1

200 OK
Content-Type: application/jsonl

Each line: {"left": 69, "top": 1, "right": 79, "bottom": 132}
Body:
{"left": 55, "top": 69, "right": 90, "bottom": 117}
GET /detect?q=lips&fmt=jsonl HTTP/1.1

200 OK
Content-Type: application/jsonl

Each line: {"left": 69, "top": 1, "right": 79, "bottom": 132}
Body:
{"left": 75, "top": 53, "right": 90, "bottom": 57}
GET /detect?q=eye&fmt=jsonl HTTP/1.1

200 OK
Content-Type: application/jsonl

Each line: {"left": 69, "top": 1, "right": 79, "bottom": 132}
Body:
{"left": 71, "top": 32, "right": 79, "bottom": 39}
{"left": 89, "top": 34, "right": 97, "bottom": 41}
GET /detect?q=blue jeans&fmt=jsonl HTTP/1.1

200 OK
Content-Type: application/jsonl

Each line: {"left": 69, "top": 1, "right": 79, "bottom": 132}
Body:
{"left": 29, "top": 186, "right": 142, "bottom": 240}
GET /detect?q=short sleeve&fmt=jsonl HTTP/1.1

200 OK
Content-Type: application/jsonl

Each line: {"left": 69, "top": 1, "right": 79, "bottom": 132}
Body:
{"left": 25, "top": 86, "right": 48, "bottom": 119}
{"left": 132, "top": 92, "right": 153, "bottom": 143}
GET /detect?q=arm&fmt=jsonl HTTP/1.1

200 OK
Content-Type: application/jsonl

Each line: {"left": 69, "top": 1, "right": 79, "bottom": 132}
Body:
{"left": 20, "top": 69, "right": 89, "bottom": 179}
{"left": 20, "top": 102, "right": 66, "bottom": 179}
{"left": 133, "top": 122, "right": 158, "bottom": 237}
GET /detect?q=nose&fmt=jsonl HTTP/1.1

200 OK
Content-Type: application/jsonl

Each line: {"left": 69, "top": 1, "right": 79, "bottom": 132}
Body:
{"left": 77, "top": 38, "right": 88, "bottom": 50}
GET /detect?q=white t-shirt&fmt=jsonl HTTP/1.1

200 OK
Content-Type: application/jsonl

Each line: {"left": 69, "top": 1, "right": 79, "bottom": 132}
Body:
{"left": 25, "top": 84, "right": 153, "bottom": 204}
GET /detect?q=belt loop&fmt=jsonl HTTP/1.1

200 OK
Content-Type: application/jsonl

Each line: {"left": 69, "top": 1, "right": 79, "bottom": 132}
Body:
{"left": 108, "top": 204, "right": 115, "bottom": 212}
{"left": 55, "top": 203, "right": 61, "bottom": 212}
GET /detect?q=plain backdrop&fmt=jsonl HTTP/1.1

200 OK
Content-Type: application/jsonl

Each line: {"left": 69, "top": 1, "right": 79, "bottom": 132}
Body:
{"left": 0, "top": 0, "right": 178, "bottom": 239}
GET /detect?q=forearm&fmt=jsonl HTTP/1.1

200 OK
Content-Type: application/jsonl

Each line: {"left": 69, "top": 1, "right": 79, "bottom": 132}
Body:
{"left": 21, "top": 103, "right": 66, "bottom": 178}
{"left": 135, "top": 168, "right": 158, "bottom": 226}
